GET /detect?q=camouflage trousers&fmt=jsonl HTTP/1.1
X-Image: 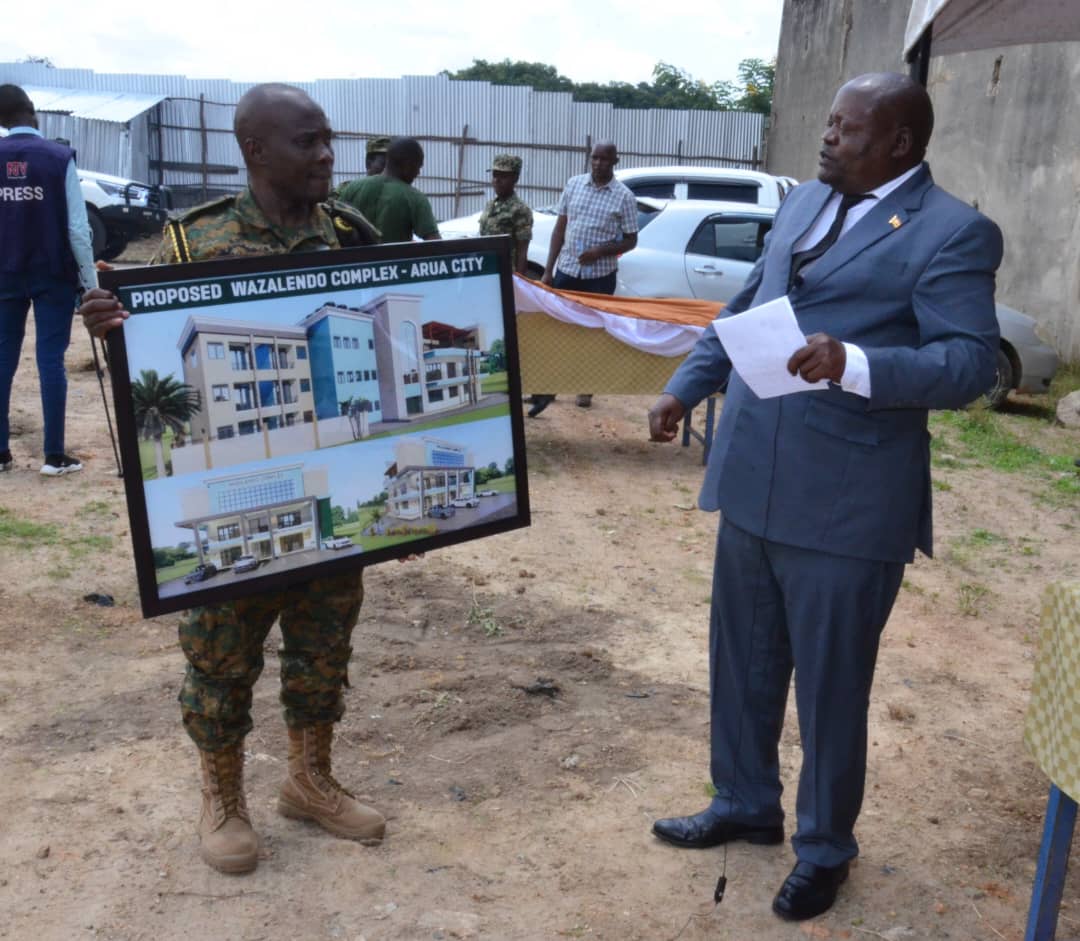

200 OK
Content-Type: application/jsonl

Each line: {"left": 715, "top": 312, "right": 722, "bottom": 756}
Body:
{"left": 178, "top": 572, "right": 364, "bottom": 751}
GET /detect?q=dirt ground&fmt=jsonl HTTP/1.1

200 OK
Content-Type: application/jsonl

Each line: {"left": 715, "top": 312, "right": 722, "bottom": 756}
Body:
{"left": 1, "top": 301, "right": 1079, "bottom": 941}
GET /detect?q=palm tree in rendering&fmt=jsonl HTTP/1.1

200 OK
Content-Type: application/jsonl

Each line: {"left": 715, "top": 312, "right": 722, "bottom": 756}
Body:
{"left": 131, "top": 369, "right": 201, "bottom": 478}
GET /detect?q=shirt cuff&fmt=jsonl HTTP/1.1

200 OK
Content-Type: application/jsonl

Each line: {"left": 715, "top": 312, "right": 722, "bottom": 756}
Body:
{"left": 839, "top": 342, "right": 872, "bottom": 398}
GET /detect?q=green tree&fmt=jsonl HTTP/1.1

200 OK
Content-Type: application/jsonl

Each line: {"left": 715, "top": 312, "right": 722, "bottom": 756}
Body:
{"left": 442, "top": 57, "right": 771, "bottom": 113}
{"left": 732, "top": 58, "right": 775, "bottom": 114}
{"left": 503, "top": 456, "right": 515, "bottom": 477}
{"left": 442, "top": 59, "right": 574, "bottom": 93}
{"left": 131, "top": 369, "right": 200, "bottom": 478}
{"left": 486, "top": 338, "right": 506, "bottom": 373}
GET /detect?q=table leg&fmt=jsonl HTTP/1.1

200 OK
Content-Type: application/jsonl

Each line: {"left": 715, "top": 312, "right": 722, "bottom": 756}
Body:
{"left": 702, "top": 398, "right": 716, "bottom": 465}
{"left": 1025, "top": 784, "right": 1077, "bottom": 941}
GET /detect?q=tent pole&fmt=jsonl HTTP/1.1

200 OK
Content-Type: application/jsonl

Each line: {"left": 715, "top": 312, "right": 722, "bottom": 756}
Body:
{"left": 906, "top": 24, "right": 933, "bottom": 87}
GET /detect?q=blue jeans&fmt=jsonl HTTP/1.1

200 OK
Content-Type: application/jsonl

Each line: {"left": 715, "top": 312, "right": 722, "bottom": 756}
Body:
{"left": 0, "top": 270, "right": 78, "bottom": 456}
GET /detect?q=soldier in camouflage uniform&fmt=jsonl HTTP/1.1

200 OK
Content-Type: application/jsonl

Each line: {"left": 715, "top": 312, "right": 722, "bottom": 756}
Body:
{"left": 365, "top": 136, "right": 390, "bottom": 176}
{"left": 79, "top": 83, "right": 385, "bottom": 875}
{"left": 477, "top": 154, "right": 533, "bottom": 275}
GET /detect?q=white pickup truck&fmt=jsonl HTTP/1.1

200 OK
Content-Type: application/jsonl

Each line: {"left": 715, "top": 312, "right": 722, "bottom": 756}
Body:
{"left": 78, "top": 168, "right": 171, "bottom": 260}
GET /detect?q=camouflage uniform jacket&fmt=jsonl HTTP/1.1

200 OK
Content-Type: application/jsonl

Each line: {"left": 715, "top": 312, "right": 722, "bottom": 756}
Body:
{"left": 150, "top": 188, "right": 378, "bottom": 264}
{"left": 477, "top": 193, "right": 533, "bottom": 269}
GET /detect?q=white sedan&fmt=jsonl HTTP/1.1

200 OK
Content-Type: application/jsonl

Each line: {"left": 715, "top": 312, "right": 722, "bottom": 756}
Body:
{"left": 523, "top": 199, "right": 775, "bottom": 305}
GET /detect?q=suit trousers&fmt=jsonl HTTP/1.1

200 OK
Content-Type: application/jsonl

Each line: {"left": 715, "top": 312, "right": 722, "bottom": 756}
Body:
{"left": 707, "top": 519, "right": 904, "bottom": 867}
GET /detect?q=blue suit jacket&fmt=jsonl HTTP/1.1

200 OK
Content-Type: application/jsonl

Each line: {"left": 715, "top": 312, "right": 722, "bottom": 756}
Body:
{"left": 666, "top": 164, "right": 1003, "bottom": 563}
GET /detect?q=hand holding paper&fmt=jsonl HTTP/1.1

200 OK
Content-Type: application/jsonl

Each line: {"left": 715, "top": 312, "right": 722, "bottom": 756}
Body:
{"left": 711, "top": 296, "right": 829, "bottom": 398}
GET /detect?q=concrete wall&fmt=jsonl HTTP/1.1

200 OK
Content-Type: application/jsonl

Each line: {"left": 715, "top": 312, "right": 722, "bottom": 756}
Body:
{"left": 768, "top": 0, "right": 1080, "bottom": 359}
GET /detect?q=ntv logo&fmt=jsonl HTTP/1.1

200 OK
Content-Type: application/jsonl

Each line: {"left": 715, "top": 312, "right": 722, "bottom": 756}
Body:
{"left": 6, "top": 161, "right": 28, "bottom": 180}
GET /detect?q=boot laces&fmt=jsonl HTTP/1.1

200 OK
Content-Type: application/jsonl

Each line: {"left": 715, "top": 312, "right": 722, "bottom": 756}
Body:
{"left": 312, "top": 727, "right": 356, "bottom": 799}
{"left": 208, "top": 750, "right": 250, "bottom": 821}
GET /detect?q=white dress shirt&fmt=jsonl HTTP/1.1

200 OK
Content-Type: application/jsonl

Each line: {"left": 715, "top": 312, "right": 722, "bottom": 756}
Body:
{"left": 793, "top": 164, "right": 922, "bottom": 398}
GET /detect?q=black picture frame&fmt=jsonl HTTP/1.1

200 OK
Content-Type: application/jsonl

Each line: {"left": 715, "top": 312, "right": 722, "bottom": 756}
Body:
{"left": 100, "top": 236, "right": 529, "bottom": 618}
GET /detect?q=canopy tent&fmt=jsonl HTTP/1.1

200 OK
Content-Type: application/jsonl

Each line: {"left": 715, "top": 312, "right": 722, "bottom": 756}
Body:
{"left": 905, "top": 0, "right": 1080, "bottom": 80}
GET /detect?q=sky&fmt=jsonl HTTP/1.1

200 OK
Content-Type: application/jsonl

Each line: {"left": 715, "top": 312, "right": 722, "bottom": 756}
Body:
{"left": 2, "top": 0, "right": 784, "bottom": 89}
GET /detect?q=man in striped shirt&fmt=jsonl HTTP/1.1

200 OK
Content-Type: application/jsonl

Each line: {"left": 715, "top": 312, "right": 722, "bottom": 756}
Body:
{"left": 533, "top": 141, "right": 638, "bottom": 415}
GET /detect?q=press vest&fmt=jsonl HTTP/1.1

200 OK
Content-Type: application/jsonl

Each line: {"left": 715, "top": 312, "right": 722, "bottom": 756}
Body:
{"left": 0, "top": 134, "right": 77, "bottom": 283}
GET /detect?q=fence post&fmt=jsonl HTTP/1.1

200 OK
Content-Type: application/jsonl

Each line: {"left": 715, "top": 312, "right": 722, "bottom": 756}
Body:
{"left": 584, "top": 134, "right": 592, "bottom": 172}
{"left": 199, "top": 94, "right": 209, "bottom": 202}
{"left": 453, "top": 123, "right": 469, "bottom": 217}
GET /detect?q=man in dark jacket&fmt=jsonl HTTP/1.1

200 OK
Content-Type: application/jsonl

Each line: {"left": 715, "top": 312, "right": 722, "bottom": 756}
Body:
{"left": 0, "top": 83, "right": 97, "bottom": 476}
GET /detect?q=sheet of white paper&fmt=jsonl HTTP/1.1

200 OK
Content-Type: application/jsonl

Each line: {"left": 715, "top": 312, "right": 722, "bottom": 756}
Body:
{"left": 712, "top": 296, "right": 829, "bottom": 398}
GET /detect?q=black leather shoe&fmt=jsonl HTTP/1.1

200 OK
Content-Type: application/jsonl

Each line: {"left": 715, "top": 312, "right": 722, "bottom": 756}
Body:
{"left": 771, "top": 860, "right": 850, "bottom": 921}
{"left": 652, "top": 809, "right": 783, "bottom": 849}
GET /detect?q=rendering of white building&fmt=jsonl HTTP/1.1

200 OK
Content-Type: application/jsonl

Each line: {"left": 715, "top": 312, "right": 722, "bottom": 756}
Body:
{"left": 384, "top": 436, "right": 476, "bottom": 520}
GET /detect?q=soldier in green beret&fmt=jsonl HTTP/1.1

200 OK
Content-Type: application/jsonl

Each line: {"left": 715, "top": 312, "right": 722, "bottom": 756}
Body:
{"left": 477, "top": 153, "right": 533, "bottom": 275}
{"left": 77, "top": 83, "right": 386, "bottom": 875}
{"left": 365, "top": 136, "right": 390, "bottom": 176}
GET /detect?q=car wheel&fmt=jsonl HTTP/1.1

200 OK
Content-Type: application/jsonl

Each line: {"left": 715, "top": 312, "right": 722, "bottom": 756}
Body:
{"left": 87, "top": 208, "right": 107, "bottom": 260}
{"left": 984, "top": 347, "right": 1014, "bottom": 410}
{"left": 100, "top": 232, "right": 129, "bottom": 262}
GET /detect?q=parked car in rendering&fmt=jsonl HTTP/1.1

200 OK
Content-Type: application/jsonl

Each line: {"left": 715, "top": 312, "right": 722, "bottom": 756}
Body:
{"left": 232, "top": 554, "right": 259, "bottom": 574}
{"left": 183, "top": 562, "right": 217, "bottom": 585}
{"left": 476, "top": 489, "right": 499, "bottom": 497}
{"left": 427, "top": 504, "right": 456, "bottom": 519}
{"left": 451, "top": 496, "right": 479, "bottom": 508}
{"left": 322, "top": 536, "right": 354, "bottom": 550}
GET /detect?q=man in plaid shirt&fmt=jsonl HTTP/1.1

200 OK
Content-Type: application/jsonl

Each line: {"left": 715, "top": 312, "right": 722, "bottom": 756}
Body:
{"left": 533, "top": 141, "right": 639, "bottom": 415}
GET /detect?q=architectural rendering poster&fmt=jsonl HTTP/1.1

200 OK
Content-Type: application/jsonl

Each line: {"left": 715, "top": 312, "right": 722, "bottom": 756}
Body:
{"left": 100, "top": 238, "right": 529, "bottom": 617}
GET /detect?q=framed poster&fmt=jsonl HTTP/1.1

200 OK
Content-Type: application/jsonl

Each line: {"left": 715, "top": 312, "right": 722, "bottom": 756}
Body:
{"left": 100, "top": 237, "right": 529, "bottom": 617}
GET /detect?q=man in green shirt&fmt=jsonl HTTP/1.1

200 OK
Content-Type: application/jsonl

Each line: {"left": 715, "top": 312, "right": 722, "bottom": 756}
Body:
{"left": 337, "top": 137, "right": 441, "bottom": 244}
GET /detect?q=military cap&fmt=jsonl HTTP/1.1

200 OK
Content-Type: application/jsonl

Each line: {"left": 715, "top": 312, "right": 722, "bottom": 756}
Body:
{"left": 491, "top": 154, "right": 522, "bottom": 175}
{"left": 366, "top": 136, "right": 390, "bottom": 155}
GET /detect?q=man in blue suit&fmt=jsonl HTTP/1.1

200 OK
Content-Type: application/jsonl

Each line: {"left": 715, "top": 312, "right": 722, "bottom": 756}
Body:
{"left": 647, "top": 72, "right": 1002, "bottom": 921}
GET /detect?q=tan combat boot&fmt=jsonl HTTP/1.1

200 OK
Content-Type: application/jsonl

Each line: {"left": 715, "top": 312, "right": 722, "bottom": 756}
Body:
{"left": 197, "top": 744, "right": 260, "bottom": 874}
{"left": 278, "top": 724, "right": 385, "bottom": 844}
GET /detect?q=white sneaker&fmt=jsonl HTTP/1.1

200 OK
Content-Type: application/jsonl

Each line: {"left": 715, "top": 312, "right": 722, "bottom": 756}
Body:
{"left": 40, "top": 454, "right": 83, "bottom": 477}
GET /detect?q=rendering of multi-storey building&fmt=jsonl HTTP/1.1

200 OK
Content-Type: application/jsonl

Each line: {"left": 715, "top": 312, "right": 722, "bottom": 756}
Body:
{"left": 384, "top": 436, "right": 476, "bottom": 520}
{"left": 175, "top": 464, "right": 332, "bottom": 568}
{"left": 173, "top": 293, "right": 488, "bottom": 473}
{"left": 178, "top": 316, "right": 317, "bottom": 443}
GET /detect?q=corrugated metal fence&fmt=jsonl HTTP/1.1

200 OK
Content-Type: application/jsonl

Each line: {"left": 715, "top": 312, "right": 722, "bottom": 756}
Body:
{"left": 1, "top": 63, "right": 767, "bottom": 221}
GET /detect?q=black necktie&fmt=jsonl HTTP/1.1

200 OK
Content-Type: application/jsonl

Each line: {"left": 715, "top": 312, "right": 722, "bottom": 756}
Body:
{"left": 789, "top": 192, "right": 873, "bottom": 289}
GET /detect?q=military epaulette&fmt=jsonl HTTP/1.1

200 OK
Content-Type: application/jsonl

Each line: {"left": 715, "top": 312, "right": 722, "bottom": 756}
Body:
{"left": 161, "top": 195, "right": 238, "bottom": 263}
{"left": 323, "top": 198, "right": 381, "bottom": 247}
{"left": 176, "top": 193, "right": 237, "bottom": 224}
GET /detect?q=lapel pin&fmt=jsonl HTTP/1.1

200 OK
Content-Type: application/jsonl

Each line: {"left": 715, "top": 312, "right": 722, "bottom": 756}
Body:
{"left": 888, "top": 214, "right": 902, "bottom": 229}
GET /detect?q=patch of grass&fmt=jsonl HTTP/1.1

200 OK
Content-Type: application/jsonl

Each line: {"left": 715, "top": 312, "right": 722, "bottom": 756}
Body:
{"left": 958, "top": 582, "right": 991, "bottom": 617}
{"left": 363, "top": 403, "right": 510, "bottom": 440}
{"left": 468, "top": 598, "right": 502, "bottom": 637}
{"left": 0, "top": 507, "right": 60, "bottom": 545}
{"left": 968, "top": 528, "right": 1005, "bottom": 547}
{"left": 480, "top": 371, "right": 508, "bottom": 395}
{"left": 703, "top": 781, "right": 718, "bottom": 798}
{"left": 1048, "top": 360, "right": 1080, "bottom": 411}
{"left": 932, "top": 477, "right": 953, "bottom": 491}
{"left": 77, "top": 499, "right": 114, "bottom": 518}
{"left": 933, "top": 408, "right": 1044, "bottom": 471}
{"left": 930, "top": 408, "right": 1080, "bottom": 507}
